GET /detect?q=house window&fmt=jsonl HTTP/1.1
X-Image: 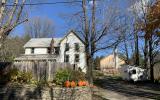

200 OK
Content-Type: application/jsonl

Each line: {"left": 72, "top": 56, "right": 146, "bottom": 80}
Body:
{"left": 31, "top": 48, "right": 34, "bottom": 54}
{"left": 75, "top": 54, "right": 80, "bottom": 63}
{"left": 64, "top": 55, "right": 69, "bottom": 62}
{"left": 65, "top": 43, "right": 69, "bottom": 51}
{"left": 48, "top": 48, "right": 51, "bottom": 54}
{"left": 55, "top": 47, "right": 60, "bottom": 55}
{"left": 75, "top": 43, "right": 80, "bottom": 52}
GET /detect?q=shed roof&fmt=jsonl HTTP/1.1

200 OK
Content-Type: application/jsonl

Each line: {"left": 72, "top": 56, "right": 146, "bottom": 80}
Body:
{"left": 24, "top": 38, "right": 62, "bottom": 48}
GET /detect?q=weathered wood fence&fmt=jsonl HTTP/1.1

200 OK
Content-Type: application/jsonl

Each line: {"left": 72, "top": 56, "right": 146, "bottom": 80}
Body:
{"left": 0, "top": 61, "right": 77, "bottom": 81}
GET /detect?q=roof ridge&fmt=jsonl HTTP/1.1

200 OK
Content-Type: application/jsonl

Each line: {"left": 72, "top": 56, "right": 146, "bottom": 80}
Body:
{"left": 30, "top": 37, "right": 62, "bottom": 39}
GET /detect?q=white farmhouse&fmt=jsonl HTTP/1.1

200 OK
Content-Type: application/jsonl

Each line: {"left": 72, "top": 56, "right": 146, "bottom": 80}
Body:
{"left": 15, "top": 30, "right": 87, "bottom": 72}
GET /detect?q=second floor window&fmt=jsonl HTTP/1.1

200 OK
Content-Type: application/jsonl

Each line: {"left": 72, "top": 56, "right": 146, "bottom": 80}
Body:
{"left": 31, "top": 48, "right": 34, "bottom": 54}
{"left": 75, "top": 54, "right": 80, "bottom": 63}
{"left": 65, "top": 43, "right": 69, "bottom": 51}
{"left": 48, "top": 48, "right": 51, "bottom": 54}
{"left": 55, "top": 47, "right": 60, "bottom": 55}
{"left": 75, "top": 43, "right": 80, "bottom": 52}
{"left": 64, "top": 54, "right": 69, "bottom": 62}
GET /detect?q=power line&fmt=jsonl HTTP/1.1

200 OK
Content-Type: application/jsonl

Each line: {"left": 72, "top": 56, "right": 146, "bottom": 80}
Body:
{"left": 4, "top": 0, "right": 103, "bottom": 6}
{"left": 5, "top": 1, "right": 82, "bottom": 6}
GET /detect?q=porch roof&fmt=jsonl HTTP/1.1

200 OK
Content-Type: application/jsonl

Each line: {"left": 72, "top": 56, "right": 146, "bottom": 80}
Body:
{"left": 14, "top": 54, "right": 58, "bottom": 61}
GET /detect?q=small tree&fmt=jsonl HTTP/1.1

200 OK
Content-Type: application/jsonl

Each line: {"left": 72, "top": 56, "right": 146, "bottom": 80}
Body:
{"left": 24, "top": 17, "right": 55, "bottom": 38}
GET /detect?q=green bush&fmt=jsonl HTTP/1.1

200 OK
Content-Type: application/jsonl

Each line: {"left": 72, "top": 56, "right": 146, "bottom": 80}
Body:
{"left": 17, "top": 71, "right": 33, "bottom": 83}
{"left": 54, "top": 68, "right": 86, "bottom": 85}
{"left": 6, "top": 68, "right": 33, "bottom": 84}
{"left": 93, "top": 70, "right": 104, "bottom": 79}
{"left": 70, "top": 70, "right": 86, "bottom": 81}
{"left": 54, "top": 68, "right": 71, "bottom": 85}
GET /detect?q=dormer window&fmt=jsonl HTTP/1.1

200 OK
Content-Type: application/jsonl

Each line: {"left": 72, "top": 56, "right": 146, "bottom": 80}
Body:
{"left": 65, "top": 43, "right": 69, "bottom": 51}
{"left": 75, "top": 43, "right": 80, "bottom": 52}
{"left": 31, "top": 48, "right": 34, "bottom": 54}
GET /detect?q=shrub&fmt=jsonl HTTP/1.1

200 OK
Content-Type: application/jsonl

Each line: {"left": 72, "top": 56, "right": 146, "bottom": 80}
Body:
{"left": 54, "top": 68, "right": 86, "bottom": 86}
{"left": 54, "top": 68, "right": 71, "bottom": 85}
{"left": 17, "top": 71, "right": 33, "bottom": 83}
{"left": 70, "top": 70, "right": 86, "bottom": 81}
{"left": 93, "top": 70, "right": 104, "bottom": 79}
{"left": 5, "top": 68, "right": 33, "bottom": 84}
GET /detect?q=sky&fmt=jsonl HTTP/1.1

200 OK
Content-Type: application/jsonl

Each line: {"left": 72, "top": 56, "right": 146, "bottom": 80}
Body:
{"left": 12, "top": 0, "right": 82, "bottom": 37}
{"left": 12, "top": 0, "right": 131, "bottom": 37}
{"left": 12, "top": 0, "right": 135, "bottom": 56}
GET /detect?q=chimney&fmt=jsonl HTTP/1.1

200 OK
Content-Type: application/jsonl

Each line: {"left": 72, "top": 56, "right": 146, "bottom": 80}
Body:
{"left": 50, "top": 38, "right": 54, "bottom": 54}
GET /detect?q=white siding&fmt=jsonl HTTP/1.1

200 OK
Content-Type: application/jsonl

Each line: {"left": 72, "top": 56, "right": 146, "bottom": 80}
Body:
{"left": 34, "top": 48, "right": 48, "bottom": 54}
{"left": 60, "top": 32, "right": 86, "bottom": 72}
{"left": 25, "top": 48, "right": 32, "bottom": 54}
{"left": 25, "top": 48, "right": 48, "bottom": 54}
{"left": 23, "top": 32, "right": 87, "bottom": 72}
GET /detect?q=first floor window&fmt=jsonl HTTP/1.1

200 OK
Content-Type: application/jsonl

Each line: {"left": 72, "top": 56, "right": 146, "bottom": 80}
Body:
{"left": 31, "top": 48, "right": 34, "bottom": 54}
{"left": 75, "top": 54, "right": 80, "bottom": 63}
{"left": 64, "top": 54, "right": 69, "bottom": 62}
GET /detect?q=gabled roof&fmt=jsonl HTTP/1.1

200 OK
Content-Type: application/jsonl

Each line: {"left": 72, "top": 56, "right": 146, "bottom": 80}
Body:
{"left": 60, "top": 30, "right": 85, "bottom": 44}
{"left": 24, "top": 38, "right": 62, "bottom": 48}
{"left": 23, "top": 30, "right": 85, "bottom": 48}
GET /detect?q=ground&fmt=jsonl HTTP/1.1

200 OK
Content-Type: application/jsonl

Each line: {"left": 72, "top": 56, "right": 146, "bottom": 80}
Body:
{"left": 93, "top": 75, "right": 160, "bottom": 100}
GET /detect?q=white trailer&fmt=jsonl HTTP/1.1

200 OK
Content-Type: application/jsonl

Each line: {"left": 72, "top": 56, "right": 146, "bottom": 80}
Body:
{"left": 120, "top": 65, "right": 149, "bottom": 82}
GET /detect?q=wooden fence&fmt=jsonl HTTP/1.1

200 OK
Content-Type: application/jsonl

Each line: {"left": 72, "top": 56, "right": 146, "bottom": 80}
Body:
{"left": 0, "top": 61, "right": 76, "bottom": 81}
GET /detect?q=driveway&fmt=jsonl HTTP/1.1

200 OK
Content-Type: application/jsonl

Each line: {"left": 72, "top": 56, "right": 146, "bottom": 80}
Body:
{"left": 93, "top": 76, "right": 160, "bottom": 100}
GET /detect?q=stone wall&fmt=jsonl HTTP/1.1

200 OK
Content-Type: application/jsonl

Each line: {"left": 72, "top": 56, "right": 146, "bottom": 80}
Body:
{"left": 0, "top": 84, "right": 92, "bottom": 100}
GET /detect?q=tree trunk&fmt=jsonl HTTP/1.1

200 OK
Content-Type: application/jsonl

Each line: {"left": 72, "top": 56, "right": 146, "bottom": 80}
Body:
{"left": 134, "top": 31, "right": 139, "bottom": 66}
{"left": 124, "top": 39, "right": 129, "bottom": 64}
{"left": 149, "top": 36, "right": 154, "bottom": 82}
{"left": 89, "top": 0, "right": 96, "bottom": 84}
{"left": 82, "top": 0, "right": 92, "bottom": 84}
{"left": 144, "top": 38, "right": 148, "bottom": 69}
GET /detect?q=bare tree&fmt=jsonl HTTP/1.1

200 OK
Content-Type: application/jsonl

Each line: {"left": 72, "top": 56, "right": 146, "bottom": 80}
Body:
{"left": 0, "top": 36, "right": 27, "bottom": 62}
{"left": 63, "top": 0, "right": 123, "bottom": 84}
{"left": 130, "top": 0, "right": 160, "bottom": 81}
{"left": 0, "top": 0, "right": 27, "bottom": 42}
{"left": 140, "top": 0, "right": 160, "bottom": 81}
{"left": 118, "top": 18, "right": 131, "bottom": 64}
{"left": 24, "top": 17, "right": 54, "bottom": 38}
